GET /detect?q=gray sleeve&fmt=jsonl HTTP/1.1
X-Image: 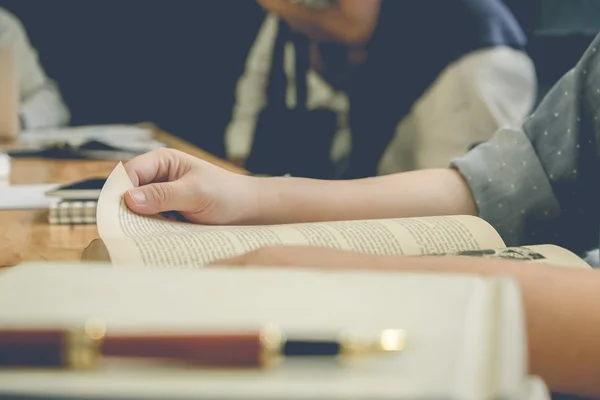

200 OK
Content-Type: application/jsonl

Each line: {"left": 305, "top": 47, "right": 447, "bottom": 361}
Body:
{"left": 452, "top": 35, "right": 600, "bottom": 254}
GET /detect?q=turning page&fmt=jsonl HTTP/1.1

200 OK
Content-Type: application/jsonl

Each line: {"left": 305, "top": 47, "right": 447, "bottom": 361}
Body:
{"left": 95, "top": 164, "right": 505, "bottom": 267}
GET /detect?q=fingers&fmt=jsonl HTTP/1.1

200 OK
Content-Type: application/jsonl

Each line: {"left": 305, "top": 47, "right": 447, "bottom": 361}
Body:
{"left": 124, "top": 148, "right": 186, "bottom": 187}
{"left": 124, "top": 180, "right": 189, "bottom": 215}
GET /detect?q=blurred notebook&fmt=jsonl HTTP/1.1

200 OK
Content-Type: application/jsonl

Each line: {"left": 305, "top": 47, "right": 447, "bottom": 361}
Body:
{"left": 18, "top": 125, "right": 153, "bottom": 144}
{"left": 2, "top": 125, "right": 165, "bottom": 160}
{"left": 48, "top": 200, "right": 97, "bottom": 225}
{"left": 0, "top": 184, "right": 59, "bottom": 210}
{"left": 45, "top": 177, "right": 105, "bottom": 225}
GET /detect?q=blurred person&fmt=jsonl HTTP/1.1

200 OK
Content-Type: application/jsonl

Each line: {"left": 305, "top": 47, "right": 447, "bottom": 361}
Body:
{"left": 227, "top": 0, "right": 536, "bottom": 178}
{"left": 225, "top": 12, "right": 349, "bottom": 177}
{"left": 0, "top": 7, "right": 70, "bottom": 130}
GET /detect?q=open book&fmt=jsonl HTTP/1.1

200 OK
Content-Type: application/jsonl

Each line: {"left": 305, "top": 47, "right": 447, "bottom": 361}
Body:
{"left": 83, "top": 163, "right": 590, "bottom": 269}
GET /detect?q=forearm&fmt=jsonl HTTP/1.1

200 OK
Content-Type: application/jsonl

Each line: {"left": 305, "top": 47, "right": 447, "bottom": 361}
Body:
{"left": 250, "top": 168, "right": 477, "bottom": 224}
{"left": 380, "top": 256, "right": 600, "bottom": 399}
{"left": 261, "top": 247, "right": 600, "bottom": 398}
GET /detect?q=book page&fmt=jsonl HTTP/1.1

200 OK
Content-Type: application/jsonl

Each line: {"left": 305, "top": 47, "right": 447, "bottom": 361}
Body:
{"left": 96, "top": 164, "right": 505, "bottom": 267}
{"left": 450, "top": 244, "right": 591, "bottom": 269}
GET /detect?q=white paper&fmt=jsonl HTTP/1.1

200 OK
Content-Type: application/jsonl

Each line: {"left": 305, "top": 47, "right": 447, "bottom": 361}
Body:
{"left": 19, "top": 125, "right": 153, "bottom": 147}
{"left": 0, "top": 183, "right": 59, "bottom": 209}
{"left": 0, "top": 152, "right": 9, "bottom": 180}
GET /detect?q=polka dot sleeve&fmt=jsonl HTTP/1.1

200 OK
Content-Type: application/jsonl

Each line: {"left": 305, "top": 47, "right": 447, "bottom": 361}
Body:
{"left": 451, "top": 34, "right": 600, "bottom": 254}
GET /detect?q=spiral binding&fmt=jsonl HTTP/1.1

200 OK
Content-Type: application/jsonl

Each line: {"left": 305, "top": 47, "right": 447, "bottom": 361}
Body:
{"left": 48, "top": 201, "right": 97, "bottom": 225}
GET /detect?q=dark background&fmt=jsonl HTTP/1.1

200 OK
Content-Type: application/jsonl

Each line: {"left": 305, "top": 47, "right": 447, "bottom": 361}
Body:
{"left": 2, "top": 1, "right": 598, "bottom": 159}
{"left": 2, "top": 0, "right": 265, "bottom": 158}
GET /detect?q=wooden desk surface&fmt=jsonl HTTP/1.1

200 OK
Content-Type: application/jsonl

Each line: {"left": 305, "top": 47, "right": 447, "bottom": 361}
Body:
{"left": 0, "top": 127, "right": 245, "bottom": 266}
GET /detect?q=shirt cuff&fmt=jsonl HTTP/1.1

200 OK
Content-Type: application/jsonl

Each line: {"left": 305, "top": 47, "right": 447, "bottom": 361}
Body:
{"left": 451, "top": 128, "right": 561, "bottom": 246}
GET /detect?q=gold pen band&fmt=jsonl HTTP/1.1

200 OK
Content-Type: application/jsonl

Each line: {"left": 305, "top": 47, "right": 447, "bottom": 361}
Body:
{"left": 340, "top": 329, "right": 406, "bottom": 356}
{"left": 259, "top": 324, "right": 285, "bottom": 368}
{"left": 63, "top": 319, "right": 107, "bottom": 369}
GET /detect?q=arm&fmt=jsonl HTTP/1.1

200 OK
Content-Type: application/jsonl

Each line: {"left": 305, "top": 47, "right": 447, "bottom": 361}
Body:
{"left": 224, "top": 13, "right": 277, "bottom": 163}
{"left": 405, "top": 257, "right": 600, "bottom": 399}
{"left": 0, "top": 8, "right": 70, "bottom": 129}
{"left": 252, "top": 32, "right": 600, "bottom": 254}
{"left": 257, "top": 0, "right": 380, "bottom": 45}
{"left": 219, "top": 246, "right": 600, "bottom": 399}
{"left": 251, "top": 168, "right": 477, "bottom": 224}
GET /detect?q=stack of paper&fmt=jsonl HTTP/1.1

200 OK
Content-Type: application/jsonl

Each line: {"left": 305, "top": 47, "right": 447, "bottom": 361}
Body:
{"left": 19, "top": 125, "right": 154, "bottom": 145}
{"left": 6, "top": 125, "right": 165, "bottom": 160}
{"left": 0, "top": 183, "right": 59, "bottom": 210}
{"left": 0, "top": 152, "right": 9, "bottom": 181}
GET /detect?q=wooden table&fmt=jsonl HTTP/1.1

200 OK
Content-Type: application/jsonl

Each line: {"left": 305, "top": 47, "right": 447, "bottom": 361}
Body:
{"left": 0, "top": 126, "right": 245, "bottom": 265}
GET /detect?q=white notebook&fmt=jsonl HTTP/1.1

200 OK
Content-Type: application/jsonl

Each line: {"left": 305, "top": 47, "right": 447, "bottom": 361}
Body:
{"left": 0, "top": 184, "right": 59, "bottom": 210}
{"left": 0, "top": 263, "right": 549, "bottom": 400}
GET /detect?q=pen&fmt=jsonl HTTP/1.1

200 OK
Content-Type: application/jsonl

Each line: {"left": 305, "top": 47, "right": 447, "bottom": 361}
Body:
{"left": 0, "top": 322, "right": 405, "bottom": 369}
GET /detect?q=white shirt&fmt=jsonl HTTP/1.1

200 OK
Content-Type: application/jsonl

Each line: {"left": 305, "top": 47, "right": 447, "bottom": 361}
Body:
{"left": 224, "top": 13, "right": 350, "bottom": 162}
{"left": 0, "top": 8, "right": 70, "bottom": 129}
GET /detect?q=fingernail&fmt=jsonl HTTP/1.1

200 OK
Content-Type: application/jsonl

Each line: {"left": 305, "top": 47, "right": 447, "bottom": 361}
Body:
{"left": 129, "top": 188, "right": 147, "bottom": 204}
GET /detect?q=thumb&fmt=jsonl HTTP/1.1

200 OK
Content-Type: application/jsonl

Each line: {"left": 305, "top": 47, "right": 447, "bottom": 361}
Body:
{"left": 124, "top": 181, "right": 186, "bottom": 215}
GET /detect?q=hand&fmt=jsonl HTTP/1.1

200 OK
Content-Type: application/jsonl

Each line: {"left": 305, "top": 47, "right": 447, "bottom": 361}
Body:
{"left": 213, "top": 245, "right": 392, "bottom": 270}
{"left": 123, "top": 148, "right": 261, "bottom": 225}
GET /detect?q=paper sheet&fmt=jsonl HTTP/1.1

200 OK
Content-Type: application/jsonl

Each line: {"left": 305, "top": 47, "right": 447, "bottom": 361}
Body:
{"left": 0, "top": 184, "right": 59, "bottom": 209}
{"left": 0, "top": 152, "right": 9, "bottom": 180}
{"left": 19, "top": 125, "right": 153, "bottom": 147}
